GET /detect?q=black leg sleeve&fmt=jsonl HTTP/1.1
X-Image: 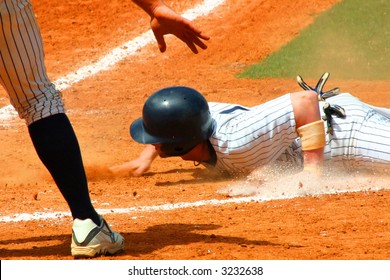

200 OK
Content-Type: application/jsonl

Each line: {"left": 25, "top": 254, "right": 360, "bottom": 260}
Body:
{"left": 28, "top": 113, "right": 100, "bottom": 224}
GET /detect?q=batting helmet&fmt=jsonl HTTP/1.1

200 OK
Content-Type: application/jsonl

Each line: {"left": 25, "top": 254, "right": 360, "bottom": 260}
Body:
{"left": 130, "top": 86, "right": 214, "bottom": 156}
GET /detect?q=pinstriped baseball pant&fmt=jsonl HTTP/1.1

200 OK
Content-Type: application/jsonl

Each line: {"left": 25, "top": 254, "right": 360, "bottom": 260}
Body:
{"left": 0, "top": 0, "right": 64, "bottom": 125}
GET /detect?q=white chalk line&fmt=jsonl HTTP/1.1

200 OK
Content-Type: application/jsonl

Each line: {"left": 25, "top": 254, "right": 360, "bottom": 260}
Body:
{"left": 0, "top": 184, "right": 386, "bottom": 223}
{"left": 0, "top": 0, "right": 226, "bottom": 122}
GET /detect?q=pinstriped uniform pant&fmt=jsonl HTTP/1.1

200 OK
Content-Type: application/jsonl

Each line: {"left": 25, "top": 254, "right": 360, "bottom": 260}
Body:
{"left": 0, "top": 0, "right": 64, "bottom": 125}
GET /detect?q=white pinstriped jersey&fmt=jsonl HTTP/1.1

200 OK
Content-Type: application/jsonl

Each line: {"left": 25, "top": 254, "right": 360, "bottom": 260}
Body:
{"left": 0, "top": 0, "right": 64, "bottom": 125}
{"left": 207, "top": 93, "right": 390, "bottom": 175}
{"left": 208, "top": 94, "right": 298, "bottom": 174}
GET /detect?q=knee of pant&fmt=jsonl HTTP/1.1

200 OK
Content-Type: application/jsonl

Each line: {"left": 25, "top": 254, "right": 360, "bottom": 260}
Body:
{"left": 19, "top": 94, "right": 65, "bottom": 125}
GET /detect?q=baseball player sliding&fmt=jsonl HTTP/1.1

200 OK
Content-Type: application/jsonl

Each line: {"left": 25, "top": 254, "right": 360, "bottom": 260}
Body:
{"left": 110, "top": 73, "right": 390, "bottom": 177}
{"left": 0, "top": 0, "right": 209, "bottom": 258}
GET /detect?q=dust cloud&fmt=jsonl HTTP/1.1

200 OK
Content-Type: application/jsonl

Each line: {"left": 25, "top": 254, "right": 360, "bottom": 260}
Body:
{"left": 218, "top": 162, "right": 390, "bottom": 200}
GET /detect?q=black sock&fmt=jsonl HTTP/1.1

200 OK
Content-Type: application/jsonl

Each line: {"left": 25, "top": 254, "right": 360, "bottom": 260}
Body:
{"left": 28, "top": 113, "right": 100, "bottom": 225}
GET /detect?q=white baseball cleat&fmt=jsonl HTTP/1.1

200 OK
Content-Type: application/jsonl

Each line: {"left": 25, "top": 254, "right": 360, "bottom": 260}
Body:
{"left": 71, "top": 216, "right": 124, "bottom": 258}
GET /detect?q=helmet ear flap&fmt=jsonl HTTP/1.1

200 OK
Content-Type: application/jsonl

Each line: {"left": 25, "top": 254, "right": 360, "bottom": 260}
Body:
{"left": 159, "top": 142, "right": 197, "bottom": 157}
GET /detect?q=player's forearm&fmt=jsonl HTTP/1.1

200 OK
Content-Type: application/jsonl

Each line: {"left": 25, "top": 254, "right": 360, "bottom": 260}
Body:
{"left": 132, "top": 0, "right": 166, "bottom": 17}
{"left": 303, "top": 149, "right": 324, "bottom": 172}
{"left": 291, "top": 91, "right": 325, "bottom": 172}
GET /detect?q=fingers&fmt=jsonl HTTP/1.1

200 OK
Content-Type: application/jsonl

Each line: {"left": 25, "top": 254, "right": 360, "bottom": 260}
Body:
{"left": 315, "top": 72, "right": 330, "bottom": 93}
{"left": 109, "top": 160, "right": 151, "bottom": 177}
{"left": 186, "top": 31, "right": 208, "bottom": 49}
{"left": 185, "top": 41, "right": 198, "bottom": 54}
{"left": 182, "top": 32, "right": 205, "bottom": 54}
{"left": 109, "top": 162, "right": 137, "bottom": 176}
{"left": 321, "top": 87, "right": 340, "bottom": 99}
{"left": 108, "top": 165, "right": 128, "bottom": 175}
{"left": 154, "top": 30, "right": 209, "bottom": 53}
{"left": 173, "top": 28, "right": 209, "bottom": 53}
{"left": 152, "top": 30, "right": 167, "bottom": 52}
{"left": 296, "top": 75, "right": 313, "bottom": 91}
{"left": 180, "top": 16, "right": 210, "bottom": 40}
{"left": 132, "top": 168, "right": 146, "bottom": 177}
{"left": 154, "top": 32, "right": 208, "bottom": 54}
{"left": 197, "top": 31, "right": 210, "bottom": 41}
{"left": 181, "top": 22, "right": 209, "bottom": 52}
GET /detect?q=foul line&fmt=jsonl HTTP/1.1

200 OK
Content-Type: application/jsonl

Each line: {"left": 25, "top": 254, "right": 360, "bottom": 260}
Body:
{"left": 0, "top": 186, "right": 386, "bottom": 223}
{"left": 0, "top": 0, "right": 226, "bottom": 120}
{"left": 1, "top": 196, "right": 265, "bottom": 223}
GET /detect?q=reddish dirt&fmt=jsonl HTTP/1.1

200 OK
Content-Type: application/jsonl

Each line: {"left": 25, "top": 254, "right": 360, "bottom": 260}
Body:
{"left": 0, "top": 0, "right": 389, "bottom": 260}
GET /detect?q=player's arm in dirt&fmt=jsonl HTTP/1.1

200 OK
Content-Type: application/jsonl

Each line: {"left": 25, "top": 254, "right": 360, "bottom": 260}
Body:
{"left": 110, "top": 145, "right": 158, "bottom": 176}
{"left": 132, "top": 0, "right": 210, "bottom": 53}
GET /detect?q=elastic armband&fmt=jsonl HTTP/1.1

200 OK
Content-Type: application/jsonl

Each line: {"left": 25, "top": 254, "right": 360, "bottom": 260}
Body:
{"left": 296, "top": 120, "right": 326, "bottom": 151}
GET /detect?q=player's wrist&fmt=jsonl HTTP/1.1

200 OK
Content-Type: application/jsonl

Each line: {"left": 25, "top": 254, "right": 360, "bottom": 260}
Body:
{"left": 132, "top": 0, "right": 165, "bottom": 17}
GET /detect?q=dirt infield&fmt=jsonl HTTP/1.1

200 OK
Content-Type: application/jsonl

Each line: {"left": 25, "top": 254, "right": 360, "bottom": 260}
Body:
{"left": 0, "top": 0, "right": 389, "bottom": 260}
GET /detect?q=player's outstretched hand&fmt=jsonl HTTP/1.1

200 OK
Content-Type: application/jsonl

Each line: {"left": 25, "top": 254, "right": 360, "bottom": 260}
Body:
{"left": 150, "top": 5, "right": 210, "bottom": 53}
{"left": 109, "top": 159, "right": 152, "bottom": 177}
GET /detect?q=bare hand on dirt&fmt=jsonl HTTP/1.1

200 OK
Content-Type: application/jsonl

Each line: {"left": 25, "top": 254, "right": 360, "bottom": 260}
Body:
{"left": 109, "top": 160, "right": 152, "bottom": 177}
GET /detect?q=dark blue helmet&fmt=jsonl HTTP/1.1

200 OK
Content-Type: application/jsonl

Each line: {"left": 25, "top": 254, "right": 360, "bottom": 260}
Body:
{"left": 130, "top": 86, "right": 214, "bottom": 156}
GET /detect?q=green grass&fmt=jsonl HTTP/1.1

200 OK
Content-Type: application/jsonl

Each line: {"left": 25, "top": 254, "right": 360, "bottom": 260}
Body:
{"left": 238, "top": 0, "right": 390, "bottom": 80}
